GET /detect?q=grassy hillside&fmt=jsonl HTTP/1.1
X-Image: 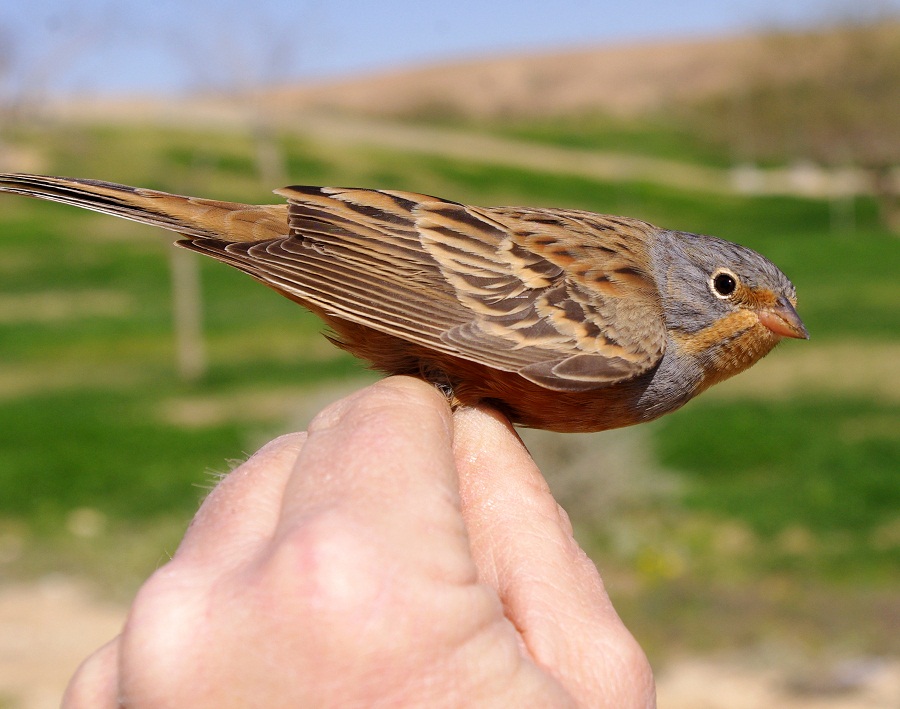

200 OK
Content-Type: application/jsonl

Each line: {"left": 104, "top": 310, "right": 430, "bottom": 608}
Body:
{"left": 0, "top": 118, "right": 896, "bottom": 658}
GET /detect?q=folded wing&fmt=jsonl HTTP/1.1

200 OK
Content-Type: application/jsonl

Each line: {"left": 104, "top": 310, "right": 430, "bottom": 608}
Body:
{"left": 185, "top": 186, "right": 668, "bottom": 391}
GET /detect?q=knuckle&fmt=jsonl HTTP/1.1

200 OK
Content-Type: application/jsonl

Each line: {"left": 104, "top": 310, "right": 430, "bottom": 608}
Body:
{"left": 262, "top": 511, "right": 385, "bottom": 618}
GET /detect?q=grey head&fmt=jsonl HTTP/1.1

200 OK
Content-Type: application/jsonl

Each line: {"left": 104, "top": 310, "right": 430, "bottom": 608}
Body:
{"left": 650, "top": 229, "right": 806, "bottom": 341}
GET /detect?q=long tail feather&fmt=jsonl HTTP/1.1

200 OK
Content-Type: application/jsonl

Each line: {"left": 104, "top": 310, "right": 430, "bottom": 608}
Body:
{"left": 0, "top": 173, "right": 288, "bottom": 242}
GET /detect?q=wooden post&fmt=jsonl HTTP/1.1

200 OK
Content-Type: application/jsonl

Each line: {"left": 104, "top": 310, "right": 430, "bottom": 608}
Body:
{"left": 169, "top": 247, "right": 206, "bottom": 381}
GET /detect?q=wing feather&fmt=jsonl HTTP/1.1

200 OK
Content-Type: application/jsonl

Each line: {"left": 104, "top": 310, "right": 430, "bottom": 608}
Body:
{"left": 0, "top": 174, "right": 668, "bottom": 391}
{"left": 184, "top": 186, "right": 667, "bottom": 391}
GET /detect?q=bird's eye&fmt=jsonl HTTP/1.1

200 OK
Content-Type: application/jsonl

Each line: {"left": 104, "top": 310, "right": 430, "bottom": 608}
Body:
{"left": 711, "top": 269, "right": 738, "bottom": 298}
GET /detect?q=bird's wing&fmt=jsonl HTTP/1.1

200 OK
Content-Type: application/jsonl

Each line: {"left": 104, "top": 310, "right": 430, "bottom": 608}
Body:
{"left": 186, "top": 186, "right": 668, "bottom": 391}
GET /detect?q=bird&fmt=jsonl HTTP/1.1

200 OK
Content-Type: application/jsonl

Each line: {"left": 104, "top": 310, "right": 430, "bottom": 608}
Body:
{"left": 0, "top": 173, "right": 807, "bottom": 433}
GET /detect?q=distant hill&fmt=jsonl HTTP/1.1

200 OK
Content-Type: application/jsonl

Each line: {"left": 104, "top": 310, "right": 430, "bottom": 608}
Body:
{"left": 260, "top": 33, "right": 766, "bottom": 120}
{"left": 38, "top": 31, "right": 782, "bottom": 127}
{"left": 256, "top": 21, "right": 900, "bottom": 125}
{"left": 48, "top": 21, "right": 899, "bottom": 132}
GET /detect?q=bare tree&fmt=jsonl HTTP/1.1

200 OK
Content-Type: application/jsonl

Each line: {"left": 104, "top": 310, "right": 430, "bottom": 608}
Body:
{"left": 163, "top": 1, "right": 320, "bottom": 185}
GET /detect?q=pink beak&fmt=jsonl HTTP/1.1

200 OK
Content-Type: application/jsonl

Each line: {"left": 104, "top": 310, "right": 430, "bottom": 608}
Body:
{"left": 758, "top": 298, "right": 809, "bottom": 339}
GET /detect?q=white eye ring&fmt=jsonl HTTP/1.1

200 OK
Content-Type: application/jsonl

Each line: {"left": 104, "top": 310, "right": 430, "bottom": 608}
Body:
{"left": 710, "top": 268, "right": 739, "bottom": 299}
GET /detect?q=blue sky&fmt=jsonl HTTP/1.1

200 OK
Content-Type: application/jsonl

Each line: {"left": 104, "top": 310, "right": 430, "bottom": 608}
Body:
{"left": 1, "top": 0, "right": 897, "bottom": 97}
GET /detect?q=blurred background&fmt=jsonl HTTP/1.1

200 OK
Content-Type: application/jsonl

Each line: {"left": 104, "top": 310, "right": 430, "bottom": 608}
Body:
{"left": 0, "top": 1, "right": 898, "bottom": 706}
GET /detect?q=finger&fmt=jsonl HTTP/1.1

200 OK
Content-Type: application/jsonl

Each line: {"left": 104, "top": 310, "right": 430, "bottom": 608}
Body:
{"left": 275, "top": 376, "right": 473, "bottom": 582}
{"left": 61, "top": 637, "right": 120, "bottom": 709}
{"left": 452, "top": 405, "right": 654, "bottom": 708}
{"left": 173, "top": 432, "right": 307, "bottom": 567}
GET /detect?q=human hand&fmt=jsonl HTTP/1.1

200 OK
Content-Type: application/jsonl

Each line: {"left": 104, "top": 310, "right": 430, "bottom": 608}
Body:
{"left": 63, "top": 376, "right": 654, "bottom": 708}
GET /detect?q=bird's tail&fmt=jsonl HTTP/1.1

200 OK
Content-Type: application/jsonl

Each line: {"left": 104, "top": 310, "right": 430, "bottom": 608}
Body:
{"left": 0, "top": 173, "right": 288, "bottom": 242}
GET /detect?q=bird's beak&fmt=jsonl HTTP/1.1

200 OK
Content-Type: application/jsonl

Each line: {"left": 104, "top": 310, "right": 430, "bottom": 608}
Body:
{"left": 757, "top": 298, "right": 809, "bottom": 339}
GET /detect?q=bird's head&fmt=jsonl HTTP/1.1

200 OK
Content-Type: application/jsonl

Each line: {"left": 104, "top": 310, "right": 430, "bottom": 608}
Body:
{"left": 652, "top": 230, "right": 808, "bottom": 385}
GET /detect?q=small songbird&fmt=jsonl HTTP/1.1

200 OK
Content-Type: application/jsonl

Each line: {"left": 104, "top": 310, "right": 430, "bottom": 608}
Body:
{"left": 0, "top": 173, "right": 807, "bottom": 432}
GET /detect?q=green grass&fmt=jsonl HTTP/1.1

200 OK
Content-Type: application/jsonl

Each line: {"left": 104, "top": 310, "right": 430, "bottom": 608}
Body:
{"left": 485, "top": 114, "right": 739, "bottom": 167}
{"left": 406, "top": 112, "right": 741, "bottom": 167}
{"left": 0, "top": 118, "right": 896, "bottom": 656}
{"left": 0, "top": 355, "right": 367, "bottom": 525}
{"left": 656, "top": 397, "right": 899, "bottom": 579}
{"left": 0, "top": 388, "right": 242, "bottom": 521}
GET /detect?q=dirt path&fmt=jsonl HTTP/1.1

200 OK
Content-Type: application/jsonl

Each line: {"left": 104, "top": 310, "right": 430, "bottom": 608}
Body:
{"left": 0, "top": 578, "right": 122, "bottom": 709}
{"left": 296, "top": 113, "right": 730, "bottom": 193}
{"left": 298, "top": 114, "right": 871, "bottom": 199}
